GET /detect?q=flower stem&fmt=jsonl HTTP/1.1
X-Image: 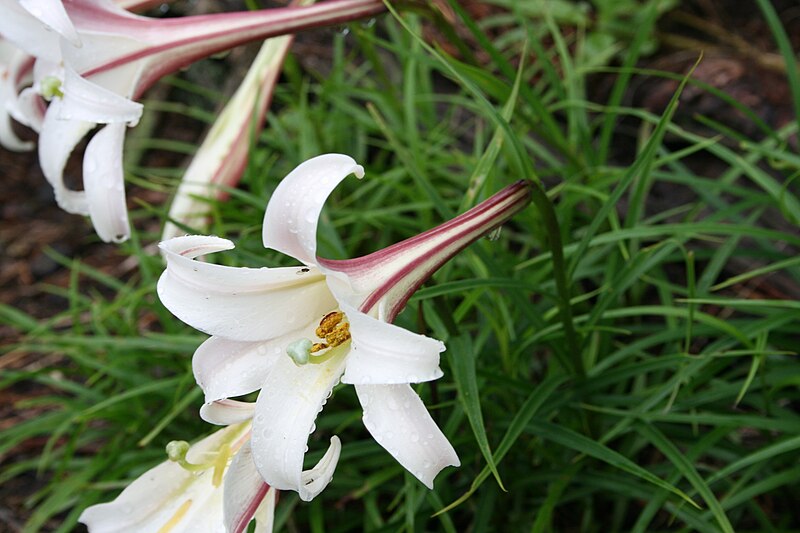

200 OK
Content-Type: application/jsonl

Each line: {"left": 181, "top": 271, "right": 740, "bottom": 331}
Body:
{"left": 528, "top": 180, "right": 584, "bottom": 378}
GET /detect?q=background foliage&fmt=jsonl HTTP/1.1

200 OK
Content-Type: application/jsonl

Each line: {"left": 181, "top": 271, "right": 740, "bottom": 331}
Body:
{"left": 2, "top": 0, "right": 799, "bottom": 531}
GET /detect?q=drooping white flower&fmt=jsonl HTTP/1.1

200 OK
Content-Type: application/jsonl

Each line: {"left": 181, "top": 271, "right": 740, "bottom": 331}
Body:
{"left": 157, "top": 154, "right": 532, "bottom": 501}
{"left": 79, "top": 422, "right": 277, "bottom": 533}
{"left": 0, "top": 0, "right": 386, "bottom": 242}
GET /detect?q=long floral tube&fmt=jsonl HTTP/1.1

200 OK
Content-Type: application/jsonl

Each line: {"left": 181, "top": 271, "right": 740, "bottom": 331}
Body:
{"left": 319, "top": 180, "right": 532, "bottom": 321}
{"left": 62, "top": 0, "right": 387, "bottom": 99}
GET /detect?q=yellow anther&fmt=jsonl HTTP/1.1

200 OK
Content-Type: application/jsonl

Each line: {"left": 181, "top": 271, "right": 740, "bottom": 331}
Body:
{"left": 311, "top": 342, "right": 328, "bottom": 353}
{"left": 316, "top": 311, "right": 344, "bottom": 338}
{"left": 324, "top": 321, "right": 351, "bottom": 347}
{"left": 307, "top": 311, "right": 351, "bottom": 363}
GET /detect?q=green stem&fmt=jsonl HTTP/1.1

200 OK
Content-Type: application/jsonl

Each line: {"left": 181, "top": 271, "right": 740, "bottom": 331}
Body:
{"left": 529, "top": 180, "right": 584, "bottom": 378}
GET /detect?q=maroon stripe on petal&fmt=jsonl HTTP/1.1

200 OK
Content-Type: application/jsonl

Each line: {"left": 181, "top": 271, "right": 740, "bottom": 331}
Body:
{"left": 231, "top": 483, "right": 271, "bottom": 533}
{"left": 320, "top": 181, "right": 532, "bottom": 321}
{"left": 320, "top": 180, "right": 531, "bottom": 275}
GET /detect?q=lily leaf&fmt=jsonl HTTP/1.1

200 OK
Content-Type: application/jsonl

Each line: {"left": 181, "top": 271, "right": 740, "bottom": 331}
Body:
{"left": 448, "top": 334, "right": 505, "bottom": 492}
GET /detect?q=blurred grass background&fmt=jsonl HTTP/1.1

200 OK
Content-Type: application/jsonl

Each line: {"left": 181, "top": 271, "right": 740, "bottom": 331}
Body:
{"left": 1, "top": 0, "right": 800, "bottom": 531}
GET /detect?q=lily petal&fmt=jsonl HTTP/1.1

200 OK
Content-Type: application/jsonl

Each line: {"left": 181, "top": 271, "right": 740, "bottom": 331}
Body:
{"left": 200, "top": 399, "right": 256, "bottom": 426}
{"left": 60, "top": 63, "right": 143, "bottom": 124}
{"left": 262, "top": 153, "right": 364, "bottom": 265}
{"left": 356, "top": 383, "right": 459, "bottom": 489}
{"left": 84, "top": 123, "right": 130, "bottom": 242}
{"left": 79, "top": 423, "right": 250, "bottom": 533}
{"left": 0, "top": 0, "right": 63, "bottom": 62}
{"left": 193, "top": 322, "right": 318, "bottom": 405}
{"left": 10, "top": 87, "right": 45, "bottom": 132}
{"left": 38, "top": 99, "right": 92, "bottom": 215}
{"left": 20, "top": 0, "right": 81, "bottom": 46}
{"left": 0, "top": 43, "right": 33, "bottom": 151}
{"left": 341, "top": 304, "right": 445, "bottom": 385}
{"left": 158, "top": 236, "right": 337, "bottom": 342}
{"left": 223, "top": 440, "right": 271, "bottom": 533}
{"left": 250, "top": 347, "right": 346, "bottom": 501}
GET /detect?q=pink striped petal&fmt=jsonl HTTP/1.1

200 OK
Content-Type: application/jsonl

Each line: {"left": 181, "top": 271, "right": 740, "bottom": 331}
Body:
{"left": 223, "top": 440, "right": 272, "bottom": 533}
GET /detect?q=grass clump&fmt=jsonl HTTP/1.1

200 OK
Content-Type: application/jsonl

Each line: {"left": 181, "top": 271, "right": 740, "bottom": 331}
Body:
{"left": 1, "top": 0, "right": 799, "bottom": 531}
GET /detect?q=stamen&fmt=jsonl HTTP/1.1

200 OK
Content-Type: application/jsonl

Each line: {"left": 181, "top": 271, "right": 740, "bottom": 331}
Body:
{"left": 211, "top": 442, "right": 231, "bottom": 487}
{"left": 290, "top": 312, "right": 353, "bottom": 366}
{"left": 286, "top": 338, "right": 313, "bottom": 366}
{"left": 315, "top": 311, "right": 344, "bottom": 338}
{"left": 311, "top": 342, "right": 328, "bottom": 353}
{"left": 324, "top": 321, "right": 350, "bottom": 347}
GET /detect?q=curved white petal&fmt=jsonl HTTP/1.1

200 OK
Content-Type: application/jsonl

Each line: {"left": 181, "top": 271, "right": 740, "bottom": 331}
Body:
{"left": 60, "top": 64, "right": 142, "bottom": 125}
{"left": 20, "top": 0, "right": 81, "bottom": 46}
{"left": 250, "top": 348, "right": 346, "bottom": 501}
{"left": 223, "top": 441, "right": 271, "bottom": 533}
{"left": 0, "top": 47, "right": 33, "bottom": 151}
{"left": 262, "top": 153, "right": 364, "bottom": 265}
{"left": 10, "top": 87, "right": 45, "bottom": 132}
{"left": 200, "top": 399, "right": 256, "bottom": 426}
{"left": 38, "top": 100, "right": 92, "bottom": 215}
{"left": 193, "top": 323, "right": 317, "bottom": 404}
{"left": 356, "top": 384, "right": 459, "bottom": 489}
{"left": 0, "top": 1, "right": 63, "bottom": 62}
{"left": 78, "top": 424, "right": 250, "bottom": 533}
{"left": 84, "top": 123, "right": 130, "bottom": 242}
{"left": 341, "top": 304, "right": 445, "bottom": 385}
{"left": 157, "top": 236, "right": 337, "bottom": 342}
{"left": 0, "top": 99, "right": 33, "bottom": 151}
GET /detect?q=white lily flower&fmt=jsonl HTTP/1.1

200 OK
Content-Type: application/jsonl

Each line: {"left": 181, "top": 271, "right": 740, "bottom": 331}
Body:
{"left": 0, "top": 0, "right": 386, "bottom": 242}
{"left": 79, "top": 422, "right": 279, "bottom": 533}
{"left": 157, "top": 154, "right": 533, "bottom": 501}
